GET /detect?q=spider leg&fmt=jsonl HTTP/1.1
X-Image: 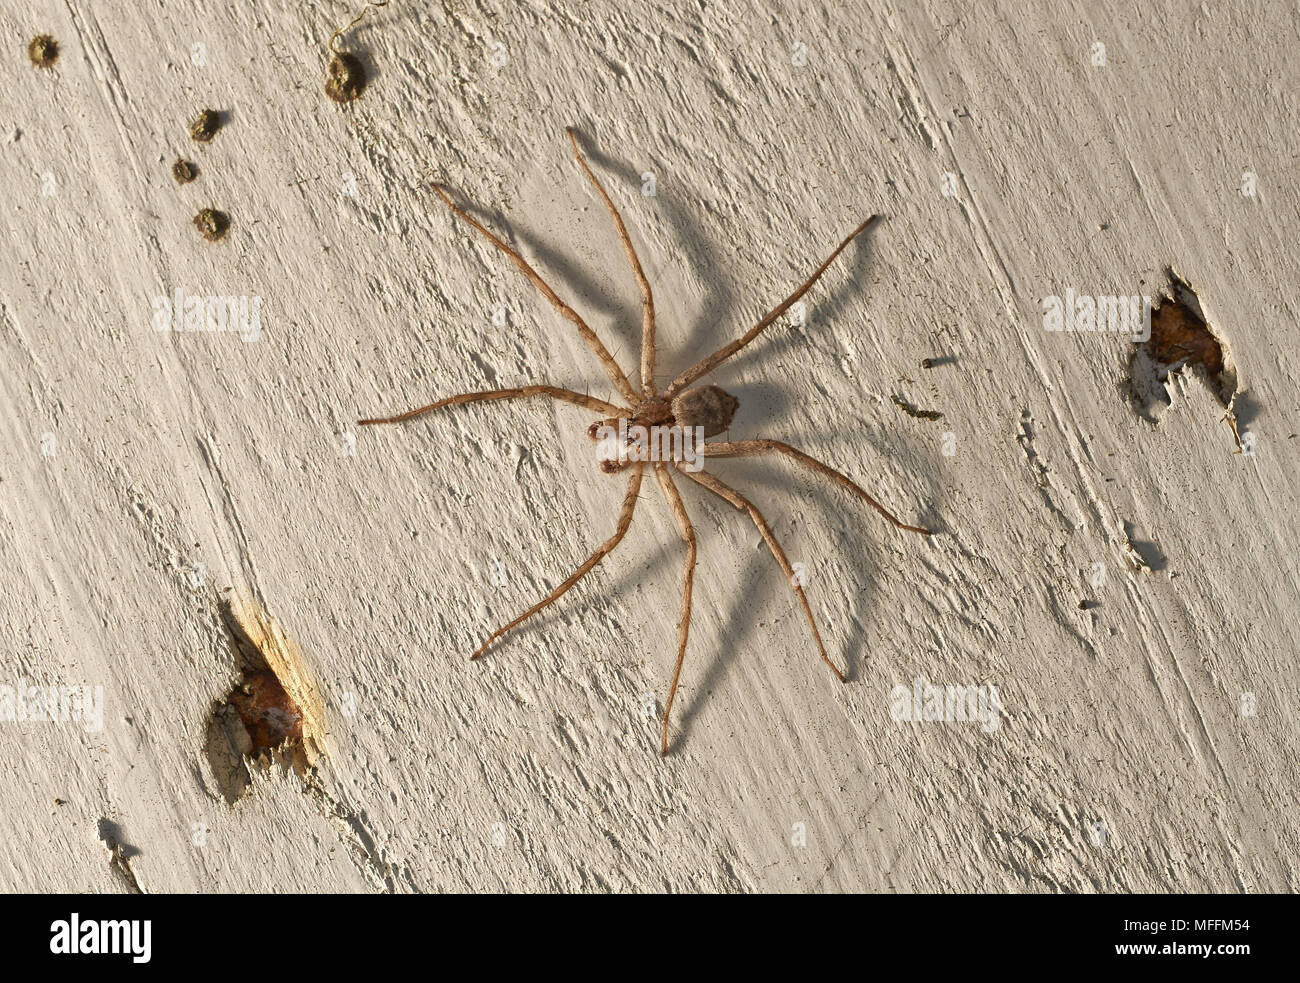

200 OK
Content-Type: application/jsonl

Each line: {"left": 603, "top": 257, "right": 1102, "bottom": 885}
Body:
{"left": 472, "top": 463, "right": 645, "bottom": 659}
{"left": 432, "top": 183, "right": 640, "bottom": 405}
{"left": 359, "top": 385, "right": 627, "bottom": 425}
{"left": 703, "top": 440, "right": 931, "bottom": 535}
{"left": 676, "top": 465, "right": 845, "bottom": 682}
{"left": 566, "top": 128, "right": 657, "bottom": 398}
{"left": 664, "top": 215, "right": 880, "bottom": 398}
{"left": 652, "top": 463, "right": 696, "bottom": 756}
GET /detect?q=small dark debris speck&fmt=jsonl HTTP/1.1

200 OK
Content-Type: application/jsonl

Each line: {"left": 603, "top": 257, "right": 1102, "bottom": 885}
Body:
{"left": 172, "top": 158, "right": 198, "bottom": 184}
{"left": 193, "top": 208, "right": 230, "bottom": 241}
{"left": 28, "top": 35, "right": 58, "bottom": 69}
{"left": 921, "top": 358, "right": 934, "bottom": 369}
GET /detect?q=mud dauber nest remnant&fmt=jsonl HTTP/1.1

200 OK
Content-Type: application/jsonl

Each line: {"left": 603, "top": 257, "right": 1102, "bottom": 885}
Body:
{"left": 324, "top": 2, "right": 388, "bottom": 103}
{"left": 188, "top": 109, "right": 222, "bottom": 143}
{"left": 193, "top": 208, "right": 229, "bottom": 241}
{"left": 28, "top": 35, "right": 58, "bottom": 69}
{"left": 325, "top": 53, "right": 368, "bottom": 103}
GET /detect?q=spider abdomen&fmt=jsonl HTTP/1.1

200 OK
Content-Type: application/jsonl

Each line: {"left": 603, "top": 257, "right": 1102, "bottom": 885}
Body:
{"left": 670, "top": 385, "right": 739, "bottom": 438}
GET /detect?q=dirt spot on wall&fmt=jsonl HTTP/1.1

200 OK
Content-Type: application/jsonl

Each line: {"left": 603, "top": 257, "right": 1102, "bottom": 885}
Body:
{"left": 890, "top": 393, "right": 943, "bottom": 421}
{"left": 325, "top": 52, "right": 369, "bottom": 103}
{"left": 324, "top": 1, "right": 387, "bottom": 102}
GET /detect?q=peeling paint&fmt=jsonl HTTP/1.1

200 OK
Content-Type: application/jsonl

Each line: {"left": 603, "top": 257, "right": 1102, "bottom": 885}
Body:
{"left": 204, "top": 597, "right": 326, "bottom": 804}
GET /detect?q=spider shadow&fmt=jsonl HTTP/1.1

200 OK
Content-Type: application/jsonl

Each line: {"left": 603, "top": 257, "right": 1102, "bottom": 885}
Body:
{"left": 564, "top": 533, "right": 684, "bottom": 624}
{"left": 781, "top": 422, "right": 947, "bottom": 535}
{"left": 713, "top": 455, "right": 890, "bottom": 672}
{"left": 444, "top": 133, "right": 879, "bottom": 404}
{"left": 714, "top": 378, "right": 795, "bottom": 436}
{"left": 705, "top": 221, "right": 880, "bottom": 384}
{"left": 577, "top": 457, "right": 896, "bottom": 745}
{"left": 439, "top": 191, "right": 642, "bottom": 384}
{"left": 667, "top": 450, "right": 907, "bottom": 746}
{"left": 675, "top": 546, "right": 769, "bottom": 744}
{"left": 473, "top": 518, "right": 684, "bottom": 660}
{"left": 567, "top": 126, "right": 738, "bottom": 382}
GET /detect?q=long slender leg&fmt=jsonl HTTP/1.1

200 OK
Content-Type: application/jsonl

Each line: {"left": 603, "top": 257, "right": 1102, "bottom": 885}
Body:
{"left": 566, "top": 128, "right": 657, "bottom": 397}
{"left": 665, "top": 215, "right": 880, "bottom": 398}
{"left": 676, "top": 466, "right": 845, "bottom": 682}
{"left": 328, "top": 1, "right": 388, "bottom": 53}
{"left": 432, "top": 184, "right": 640, "bottom": 405}
{"left": 359, "top": 385, "right": 627, "bottom": 426}
{"left": 472, "top": 464, "right": 644, "bottom": 659}
{"left": 703, "top": 440, "right": 930, "bottom": 535}
{"left": 652, "top": 463, "right": 696, "bottom": 755}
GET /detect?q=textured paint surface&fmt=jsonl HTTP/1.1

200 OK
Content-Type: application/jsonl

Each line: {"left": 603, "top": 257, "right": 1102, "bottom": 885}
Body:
{"left": 1, "top": 1, "right": 1296, "bottom": 892}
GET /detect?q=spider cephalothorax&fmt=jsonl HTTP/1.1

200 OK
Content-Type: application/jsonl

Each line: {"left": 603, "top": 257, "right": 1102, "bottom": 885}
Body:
{"left": 361, "top": 127, "right": 931, "bottom": 755}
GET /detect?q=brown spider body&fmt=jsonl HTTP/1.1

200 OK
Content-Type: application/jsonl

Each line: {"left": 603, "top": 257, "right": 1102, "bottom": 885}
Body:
{"left": 586, "top": 385, "right": 739, "bottom": 473}
{"left": 670, "top": 385, "right": 740, "bottom": 437}
{"left": 361, "top": 128, "right": 932, "bottom": 755}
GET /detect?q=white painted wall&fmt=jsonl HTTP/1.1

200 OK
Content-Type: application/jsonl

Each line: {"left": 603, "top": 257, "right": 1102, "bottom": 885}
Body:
{"left": 1, "top": 0, "right": 1295, "bottom": 891}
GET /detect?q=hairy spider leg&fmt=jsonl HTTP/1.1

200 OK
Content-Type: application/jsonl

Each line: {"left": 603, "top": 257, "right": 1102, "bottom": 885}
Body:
{"left": 676, "top": 466, "right": 846, "bottom": 681}
{"left": 703, "top": 440, "right": 930, "bottom": 535}
{"left": 358, "top": 386, "right": 627, "bottom": 425}
{"left": 471, "top": 464, "right": 645, "bottom": 659}
{"left": 652, "top": 463, "right": 696, "bottom": 755}
{"left": 432, "top": 183, "right": 640, "bottom": 406}
{"left": 665, "top": 215, "right": 880, "bottom": 398}
{"left": 566, "top": 128, "right": 658, "bottom": 398}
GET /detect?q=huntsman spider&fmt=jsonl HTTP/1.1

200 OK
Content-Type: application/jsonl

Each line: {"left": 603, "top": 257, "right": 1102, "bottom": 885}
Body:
{"left": 361, "top": 128, "right": 931, "bottom": 755}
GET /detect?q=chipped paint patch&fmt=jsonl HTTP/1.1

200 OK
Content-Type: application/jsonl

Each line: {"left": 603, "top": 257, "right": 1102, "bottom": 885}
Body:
{"left": 204, "top": 597, "right": 326, "bottom": 803}
{"left": 1126, "top": 272, "right": 1236, "bottom": 424}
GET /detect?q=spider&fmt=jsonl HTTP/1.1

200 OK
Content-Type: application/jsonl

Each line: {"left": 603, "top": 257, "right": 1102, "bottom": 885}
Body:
{"left": 360, "top": 128, "right": 931, "bottom": 755}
